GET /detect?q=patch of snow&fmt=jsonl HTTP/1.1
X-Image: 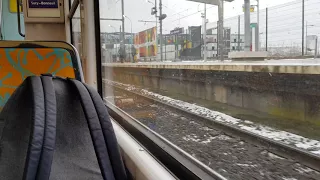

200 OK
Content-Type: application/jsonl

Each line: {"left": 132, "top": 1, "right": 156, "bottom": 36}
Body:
{"left": 244, "top": 120, "right": 254, "bottom": 124}
{"left": 236, "top": 163, "right": 258, "bottom": 168}
{"left": 149, "top": 104, "right": 158, "bottom": 108}
{"left": 239, "top": 125, "right": 320, "bottom": 153}
{"left": 183, "top": 133, "right": 230, "bottom": 144}
{"left": 282, "top": 178, "right": 297, "bottom": 180}
{"left": 104, "top": 80, "right": 320, "bottom": 156}
{"left": 267, "top": 152, "right": 285, "bottom": 160}
{"left": 295, "top": 166, "right": 318, "bottom": 174}
{"left": 189, "top": 121, "right": 200, "bottom": 126}
{"left": 296, "top": 140, "right": 320, "bottom": 149}
{"left": 200, "top": 136, "right": 217, "bottom": 144}
{"left": 200, "top": 127, "right": 213, "bottom": 131}
{"left": 169, "top": 112, "right": 179, "bottom": 117}
{"left": 259, "top": 170, "right": 265, "bottom": 176}
{"left": 294, "top": 163, "right": 320, "bottom": 174}
{"left": 215, "top": 134, "right": 232, "bottom": 141}
{"left": 182, "top": 134, "right": 201, "bottom": 142}
{"left": 220, "top": 169, "right": 227, "bottom": 173}
{"left": 311, "top": 150, "right": 320, "bottom": 155}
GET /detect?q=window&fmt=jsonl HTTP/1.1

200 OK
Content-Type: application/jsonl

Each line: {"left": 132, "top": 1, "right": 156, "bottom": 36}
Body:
{"left": 93, "top": 0, "right": 320, "bottom": 179}
{"left": 71, "top": 1, "right": 85, "bottom": 71}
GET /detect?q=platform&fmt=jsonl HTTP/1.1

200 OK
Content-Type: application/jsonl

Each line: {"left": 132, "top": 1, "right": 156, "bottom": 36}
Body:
{"left": 103, "top": 58, "right": 320, "bottom": 75}
{"left": 228, "top": 51, "right": 268, "bottom": 61}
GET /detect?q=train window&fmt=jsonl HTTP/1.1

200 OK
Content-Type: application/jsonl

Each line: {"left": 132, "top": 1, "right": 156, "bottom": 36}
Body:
{"left": 71, "top": 2, "right": 84, "bottom": 65}
{"left": 96, "top": 0, "right": 320, "bottom": 179}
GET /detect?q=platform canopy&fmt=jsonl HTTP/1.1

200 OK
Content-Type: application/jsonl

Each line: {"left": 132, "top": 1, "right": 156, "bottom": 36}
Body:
{"left": 186, "top": 0, "right": 234, "bottom": 5}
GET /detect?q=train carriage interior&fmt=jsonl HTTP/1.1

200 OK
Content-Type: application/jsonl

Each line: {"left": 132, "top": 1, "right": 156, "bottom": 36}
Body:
{"left": 0, "top": 0, "right": 320, "bottom": 180}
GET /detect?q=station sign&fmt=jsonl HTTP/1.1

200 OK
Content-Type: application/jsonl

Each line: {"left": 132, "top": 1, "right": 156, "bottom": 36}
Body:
{"left": 250, "top": 23, "right": 257, "bottom": 28}
{"left": 170, "top": 28, "right": 184, "bottom": 35}
{"left": 24, "top": 0, "right": 64, "bottom": 22}
{"left": 28, "top": 0, "right": 59, "bottom": 9}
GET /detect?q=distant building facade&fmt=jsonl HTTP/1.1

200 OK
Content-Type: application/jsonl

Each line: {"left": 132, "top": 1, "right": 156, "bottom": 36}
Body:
{"left": 204, "top": 27, "right": 245, "bottom": 58}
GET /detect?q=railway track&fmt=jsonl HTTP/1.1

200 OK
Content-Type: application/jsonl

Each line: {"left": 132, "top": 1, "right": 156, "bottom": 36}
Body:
{"left": 104, "top": 80, "right": 320, "bottom": 180}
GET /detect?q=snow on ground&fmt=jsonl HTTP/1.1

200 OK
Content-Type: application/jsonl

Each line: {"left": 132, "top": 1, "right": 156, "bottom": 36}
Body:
{"left": 182, "top": 134, "right": 201, "bottom": 143}
{"left": 282, "top": 178, "right": 298, "bottom": 180}
{"left": 236, "top": 163, "right": 258, "bottom": 168}
{"left": 182, "top": 134, "right": 231, "bottom": 144}
{"left": 295, "top": 165, "right": 319, "bottom": 174}
{"left": 105, "top": 79, "right": 320, "bottom": 156}
{"left": 311, "top": 150, "right": 320, "bottom": 155}
{"left": 200, "top": 127, "right": 214, "bottom": 131}
{"left": 268, "top": 152, "right": 285, "bottom": 160}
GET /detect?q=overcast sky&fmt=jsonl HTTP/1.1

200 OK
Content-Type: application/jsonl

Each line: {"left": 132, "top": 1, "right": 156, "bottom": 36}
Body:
{"left": 98, "top": 0, "right": 298, "bottom": 33}
{"left": 71, "top": 0, "right": 320, "bottom": 47}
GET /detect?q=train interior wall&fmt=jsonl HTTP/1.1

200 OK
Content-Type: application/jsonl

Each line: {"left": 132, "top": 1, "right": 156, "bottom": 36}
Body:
{"left": 1, "top": 0, "right": 25, "bottom": 40}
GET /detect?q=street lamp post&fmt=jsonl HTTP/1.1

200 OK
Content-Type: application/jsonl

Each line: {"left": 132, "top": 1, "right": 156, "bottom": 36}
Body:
{"left": 123, "top": 15, "right": 133, "bottom": 62}
{"left": 257, "top": 0, "right": 260, "bottom": 51}
{"left": 109, "top": 25, "right": 118, "bottom": 62}
{"left": 146, "top": 0, "right": 158, "bottom": 60}
{"left": 121, "top": 0, "right": 125, "bottom": 59}
{"left": 159, "top": 0, "right": 163, "bottom": 61}
{"left": 218, "top": 0, "right": 224, "bottom": 60}
{"left": 146, "top": 0, "right": 166, "bottom": 61}
{"left": 244, "top": 0, "right": 251, "bottom": 52}
{"left": 202, "top": 4, "right": 207, "bottom": 61}
{"left": 302, "top": 0, "right": 305, "bottom": 56}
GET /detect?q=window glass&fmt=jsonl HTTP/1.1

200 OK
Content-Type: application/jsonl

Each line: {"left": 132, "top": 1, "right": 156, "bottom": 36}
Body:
{"left": 97, "top": 0, "right": 320, "bottom": 179}
{"left": 71, "top": 2, "right": 85, "bottom": 68}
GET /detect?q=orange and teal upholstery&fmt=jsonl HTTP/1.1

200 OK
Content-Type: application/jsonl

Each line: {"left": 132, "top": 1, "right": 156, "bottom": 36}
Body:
{"left": 0, "top": 41, "right": 83, "bottom": 110}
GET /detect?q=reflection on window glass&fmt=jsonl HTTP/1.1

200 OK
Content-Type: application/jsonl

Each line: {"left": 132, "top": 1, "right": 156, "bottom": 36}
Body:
{"left": 71, "top": 2, "right": 84, "bottom": 67}
{"left": 99, "top": 0, "right": 320, "bottom": 179}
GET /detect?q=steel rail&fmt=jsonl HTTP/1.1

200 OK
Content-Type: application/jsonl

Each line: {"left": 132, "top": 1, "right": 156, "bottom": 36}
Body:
{"left": 105, "top": 81, "right": 320, "bottom": 172}
{"left": 105, "top": 99, "right": 227, "bottom": 180}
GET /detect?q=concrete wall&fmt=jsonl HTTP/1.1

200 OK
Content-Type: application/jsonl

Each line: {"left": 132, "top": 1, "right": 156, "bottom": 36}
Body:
{"left": 106, "top": 67, "right": 320, "bottom": 124}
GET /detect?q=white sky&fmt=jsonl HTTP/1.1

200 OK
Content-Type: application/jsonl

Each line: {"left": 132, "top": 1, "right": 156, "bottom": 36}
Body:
{"left": 99, "top": 0, "right": 297, "bottom": 33}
